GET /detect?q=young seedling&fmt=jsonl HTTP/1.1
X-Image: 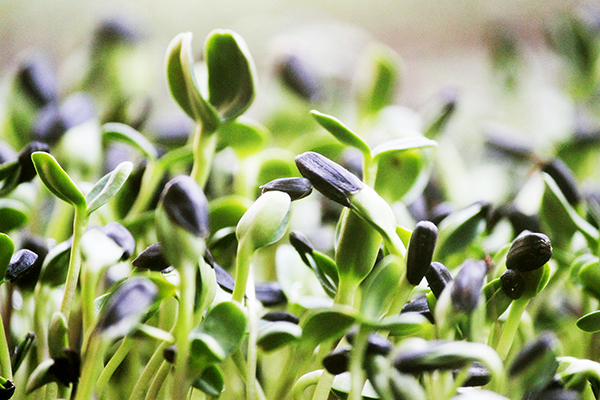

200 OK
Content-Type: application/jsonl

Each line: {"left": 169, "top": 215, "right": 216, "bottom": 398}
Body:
{"left": 165, "top": 29, "right": 257, "bottom": 187}
{"left": 155, "top": 175, "right": 211, "bottom": 400}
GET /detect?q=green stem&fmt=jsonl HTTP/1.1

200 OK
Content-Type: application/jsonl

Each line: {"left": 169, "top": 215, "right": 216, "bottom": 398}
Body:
{"left": 310, "top": 370, "right": 334, "bottom": 400}
{"left": 145, "top": 361, "right": 171, "bottom": 400}
{"left": 74, "top": 336, "right": 107, "bottom": 400}
{"left": 232, "top": 237, "right": 253, "bottom": 303}
{"left": 125, "top": 161, "right": 160, "bottom": 219}
{"left": 81, "top": 266, "right": 99, "bottom": 338}
{"left": 60, "top": 205, "right": 88, "bottom": 330}
{"left": 272, "top": 346, "right": 310, "bottom": 400}
{"left": 246, "top": 265, "right": 258, "bottom": 400}
{"left": 292, "top": 370, "right": 323, "bottom": 400}
{"left": 0, "top": 312, "right": 12, "bottom": 380}
{"left": 495, "top": 297, "right": 530, "bottom": 360}
{"left": 33, "top": 284, "right": 49, "bottom": 364}
{"left": 129, "top": 336, "right": 173, "bottom": 400}
{"left": 385, "top": 274, "right": 414, "bottom": 317}
{"left": 96, "top": 336, "right": 135, "bottom": 395}
{"left": 348, "top": 327, "right": 369, "bottom": 400}
{"left": 231, "top": 351, "right": 267, "bottom": 400}
{"left": 190, "top": 125, "right": 217, "bottom": 189}
{"left": 172, "top": 261, "right": 196, "bottom": 400}
{"left": 334, "top": 278, "right": 358, "bottom": 307}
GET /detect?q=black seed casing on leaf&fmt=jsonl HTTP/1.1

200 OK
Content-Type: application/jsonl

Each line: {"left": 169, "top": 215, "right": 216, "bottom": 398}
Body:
{"left": 509, "top": 333, "right": 557, "bottom": 377}
{"left": 501, "top": 269, "right": 525, "bottom": 300}
{"left": 426, "top": 262, "right": 453, "bottom": 299}
{"left": 5, "top": 250, "right": 38, "bottom": 283}
{"left": 406, "top": 221, "right": 438, "bottom": 285}
{"left": 255, "top": 282, "right": 287, "bottom": 306}
{"left": 101, "top": 222, "right": 135, "bottom": 261}
{"left": 261, "top": 311, "right": 300, "bottom": 324}
{"left": 323, "top": 348, "right": 350, "bottom": 375}
{"left": 277, "top": 54, "right": 321, "bottom": 102}
{"left": 132, "top": 243, "right": 170, "bottom": 272}
{"left": 454, "top": 363, "right": 491, "bottom": 387}
{"left": 289, "top": 231, "right": 314, "bottom": 266}
{"left": 346, "top": 330, "right": 393, "bottom": 356}
{"left": 295, "top": 152, "right": 364, "bottom": 207}
{"left": 17, "top": 142, "right": 50, "bottom": 184}
{"left": 160, "top": 176, "right": 210, "bottom": 238}
{"left": 450, "top": 260, "right": 487, "bottom": 314}
{"left": 0, "top": 379, "right": 14, "bottom": 400}
{"left": 542, "top": 159, "right": 581, "bottom": 206}
{"left": 260, "top": 177, "right": 313, "bottom": 201}
{"left": 506, "top": 232, "right": 552, "bottom": 272}
{"left": 401, "top": 296, "right": 435, "bottom": 324}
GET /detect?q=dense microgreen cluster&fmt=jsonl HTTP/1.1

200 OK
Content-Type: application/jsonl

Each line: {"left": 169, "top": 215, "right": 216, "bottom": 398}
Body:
{"left": 1, "top": 9, "right": 600, "bottom": 400}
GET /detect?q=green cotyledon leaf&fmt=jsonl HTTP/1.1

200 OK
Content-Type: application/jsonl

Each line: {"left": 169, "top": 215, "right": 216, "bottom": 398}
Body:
{"left": 206, "top": 29, "right": 257, "bottom": 121}
{"left": 31, "top": 152, "right": 86, "bottom": 208}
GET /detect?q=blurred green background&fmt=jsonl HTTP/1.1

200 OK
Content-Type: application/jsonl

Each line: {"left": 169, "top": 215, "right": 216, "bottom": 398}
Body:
{"left": 0, "top": 0, "right": 576, "bottom": 106}
{"left": 1, "top": 0, "right": 596, "bottom": 208}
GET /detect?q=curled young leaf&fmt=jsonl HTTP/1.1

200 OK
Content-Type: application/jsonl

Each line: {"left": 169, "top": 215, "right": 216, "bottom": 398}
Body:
{"left": 0, "top": 200, "right": 29, "bottom": 233}
{"left": 188, "top": 302, "right": 247, "bottom": 373}
{"left": 357, "top": 43, "right": 403, "bottom": 116}
{"left": 301, "top": 308, "right": 356, "bottom": 350}
{"left": 47, "top": 312, "right": 68, "bottom": 360}
{"left": 191, "top": 364, "right": 225, "bottom": 397}
{"left": 39, "top": 239, "right": 72, "bottom": 287}
{"left": 217, "top": 117, "right": 269, "bottom": 158}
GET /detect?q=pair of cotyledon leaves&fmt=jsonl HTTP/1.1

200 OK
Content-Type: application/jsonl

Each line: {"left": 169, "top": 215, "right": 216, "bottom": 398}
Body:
{"left": 166, "top": 30, "right": 256, "bottom": 131}
{"left": 31, "top": 151, "right": 132, "bottom": 215}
